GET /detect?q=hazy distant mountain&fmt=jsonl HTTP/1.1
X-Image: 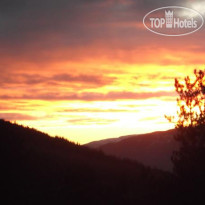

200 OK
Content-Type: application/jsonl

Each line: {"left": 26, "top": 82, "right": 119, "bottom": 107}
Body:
{"left": 86, "top": 129, "right": 177, "bottom": 171}
{"left": 85, "top": 135, "right": 133, "bottom": 148}
{"left": 0, "top": 120, "right": 178, "bottom": 204}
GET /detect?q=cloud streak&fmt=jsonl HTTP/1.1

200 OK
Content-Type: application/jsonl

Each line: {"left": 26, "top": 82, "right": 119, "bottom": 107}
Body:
{"left": 0, "top": 113, "right": 39, "bottom": 121}
{"left": 61, "top": 108, "right": 131, "bottom": 113}
{"left": 0, "top": 72, "right": 115, "bottom": 87}
{"left": 68, "top": 117, "right": 118, "bottom": 125}
{"left": 0, "top": 91, "right": 176, "bottom": 101}
{"left": 1, "top": 0, "right": 202, "bottom": 67}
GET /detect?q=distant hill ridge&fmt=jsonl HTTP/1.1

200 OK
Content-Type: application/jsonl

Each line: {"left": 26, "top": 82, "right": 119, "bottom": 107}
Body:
{"left": 85, "top": 129, "right": 177, "bottom": 171}
{"left": 0, "top": 119, "right": 177, "bottom": 204}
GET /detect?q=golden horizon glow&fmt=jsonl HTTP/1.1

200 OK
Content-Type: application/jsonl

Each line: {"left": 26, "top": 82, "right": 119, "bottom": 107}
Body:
{"left": 1, "top": 0, "right": 205, "bottom": 144}
{"left": 2, "top": 62, "right": 203, "bottom": 144}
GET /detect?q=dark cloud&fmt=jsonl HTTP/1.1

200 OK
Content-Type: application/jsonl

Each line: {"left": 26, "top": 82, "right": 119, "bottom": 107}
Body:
{"left": 0, "top": 0, "right": 204, "bottom": 73}
{"left": 0, "top": 112, "right": 38, "bottom": 120}
{"left": 136, "top": 0, "right": 187, "bottom": 10}
{"left": 0, "top": 0, "right": 188, "bottom": 45}
{"left": 0, "top": 0, "right": 204, "bottom": 66}
{"left": 0, "top": 73, "right": 115, "bottom": 87}
{"left": 0, "top": 90, "right": 176, "bottom": 101}
{"left": 52, "top": 74, "right": 115, "bottom": 85}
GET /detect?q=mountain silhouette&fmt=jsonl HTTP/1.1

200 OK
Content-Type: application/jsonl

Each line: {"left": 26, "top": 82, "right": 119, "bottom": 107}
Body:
{"left": 86, "top": 129, "right": 177, "bottom": 171}
{"left": 0, "top": 120, "right": 186, "bottom": 204}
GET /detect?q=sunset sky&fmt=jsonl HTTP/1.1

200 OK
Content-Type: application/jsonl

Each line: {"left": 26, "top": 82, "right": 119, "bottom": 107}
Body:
{"left": 1, "top": 0, "right": 205, "bottom": 144}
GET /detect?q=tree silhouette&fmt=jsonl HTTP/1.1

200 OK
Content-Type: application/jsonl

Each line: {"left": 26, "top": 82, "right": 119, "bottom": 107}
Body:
{"left": 166, "top": 69, "right": 205, "bottom": 179}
